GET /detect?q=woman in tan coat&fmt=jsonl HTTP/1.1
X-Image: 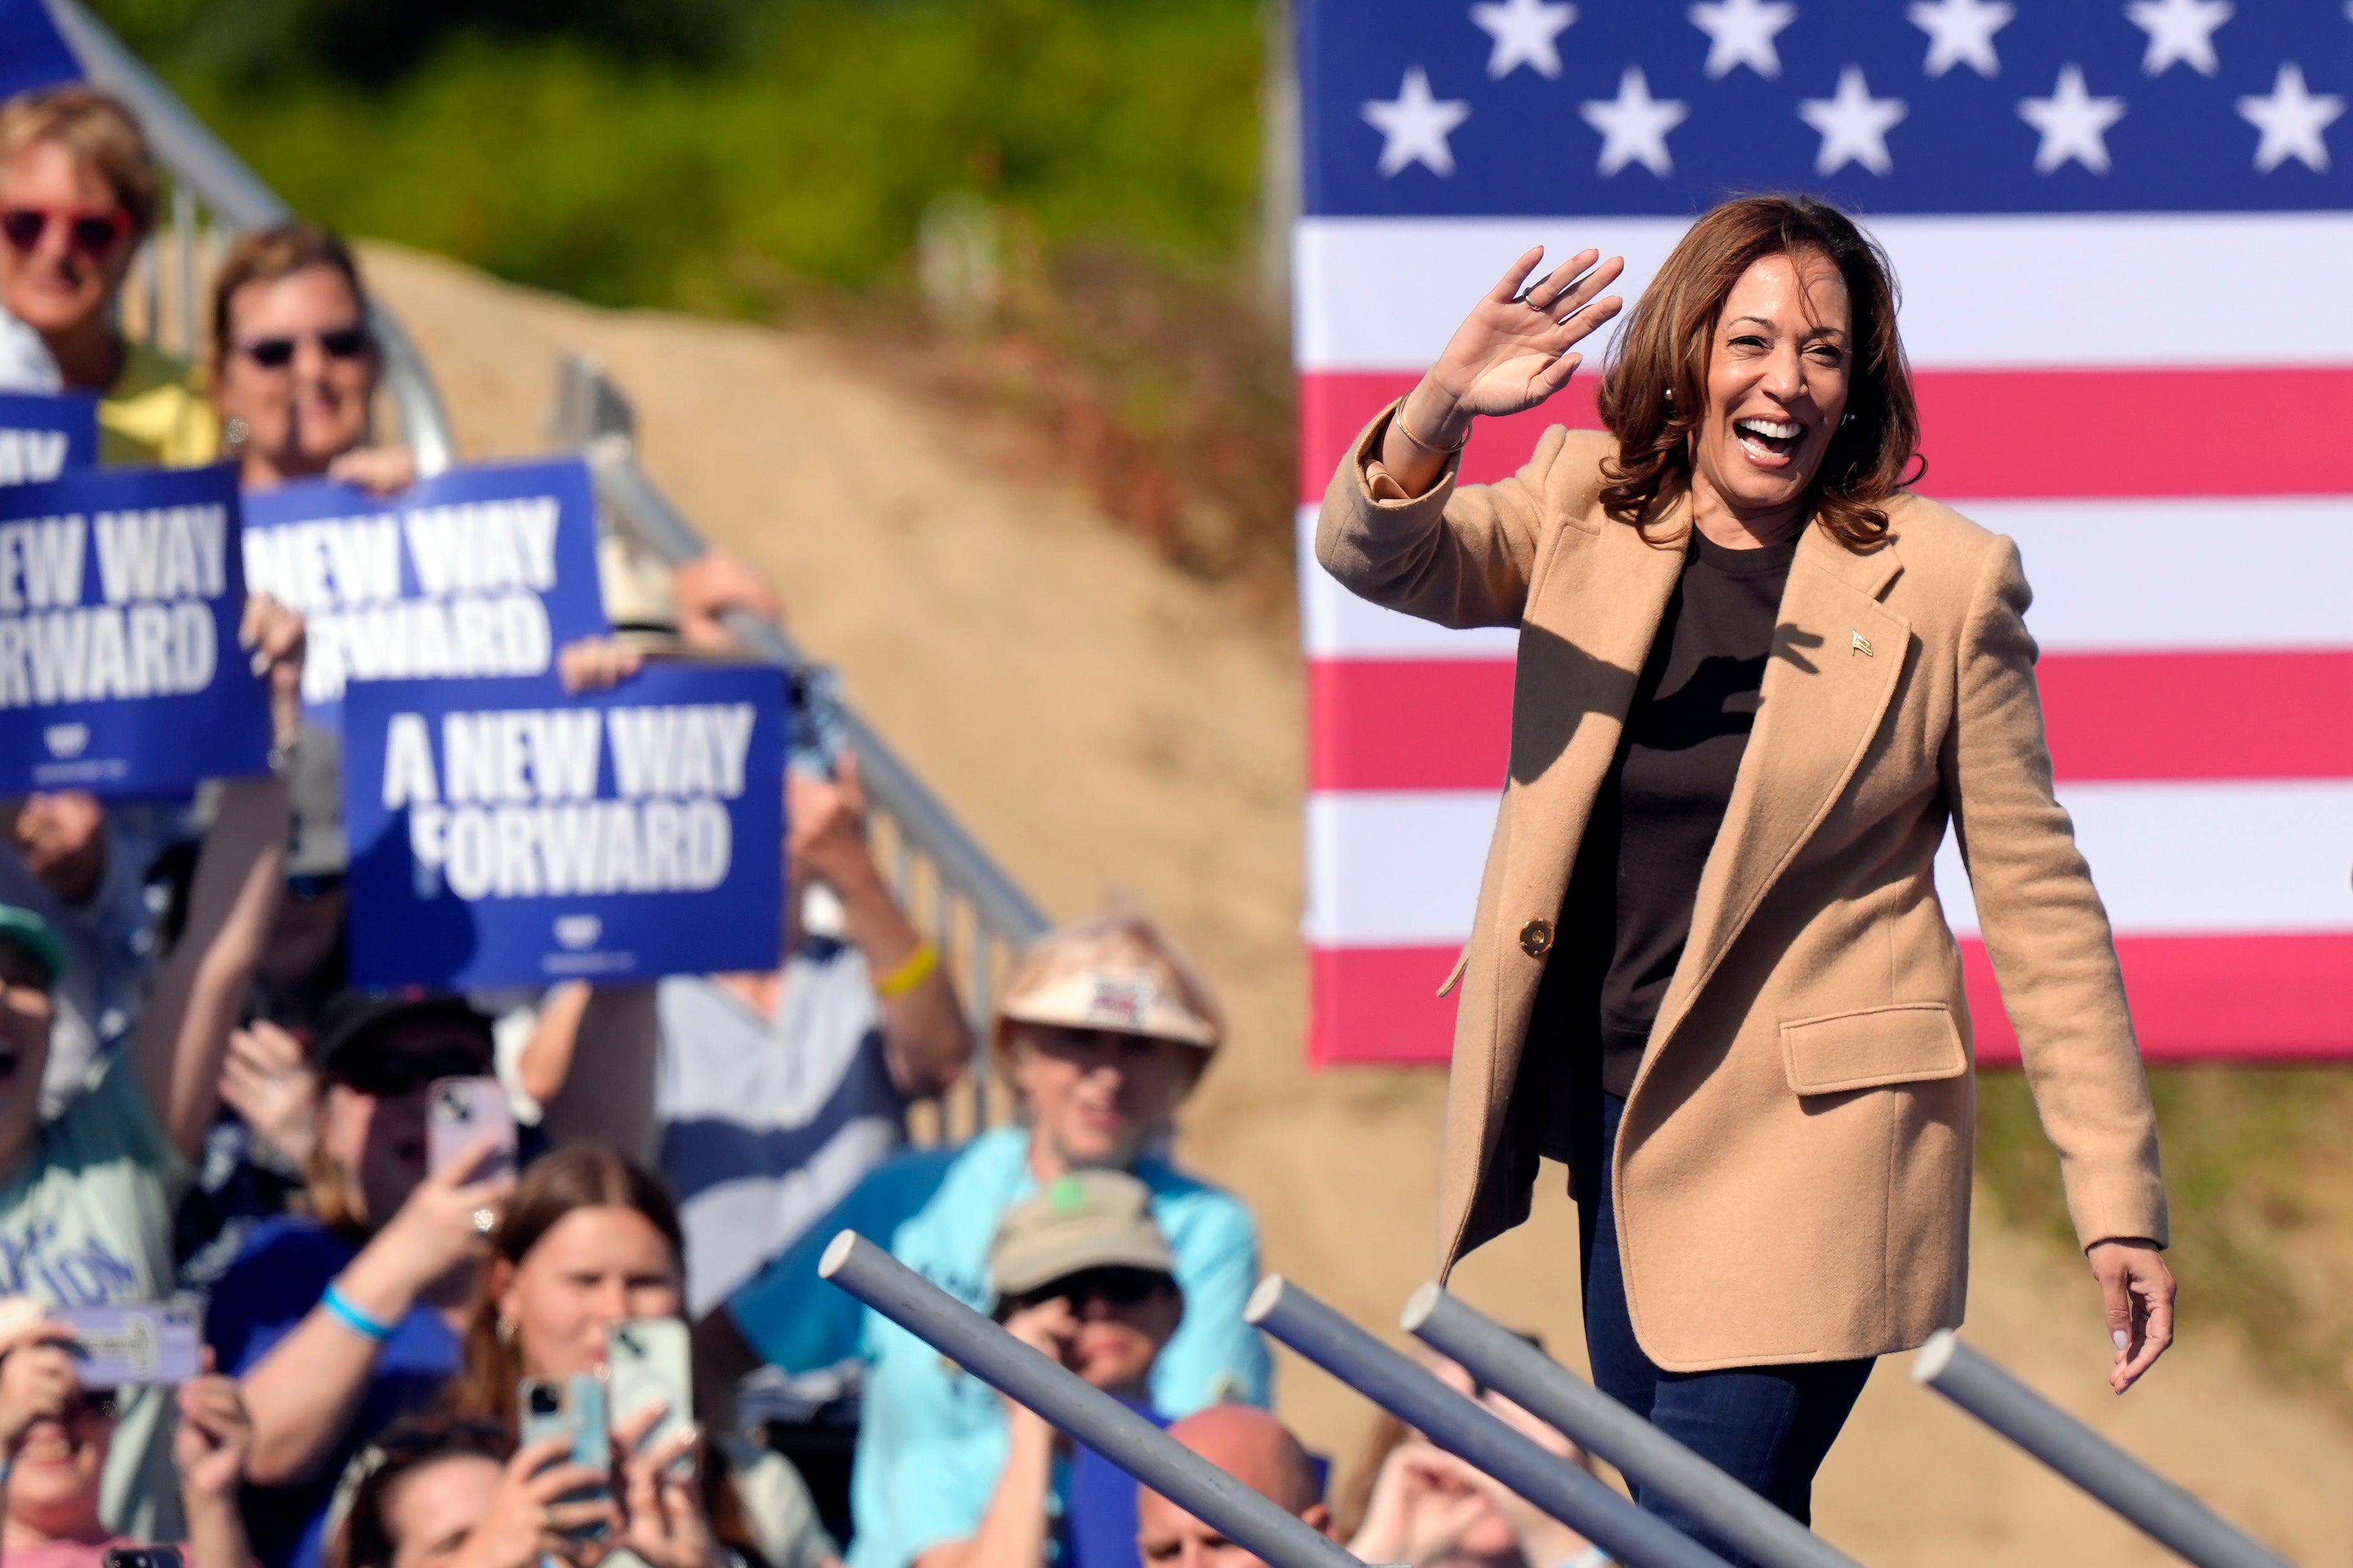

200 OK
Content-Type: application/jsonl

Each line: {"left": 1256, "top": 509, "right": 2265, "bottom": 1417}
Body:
{"left": 1317, "top": 195, "right": 2174, "bottom": 1557}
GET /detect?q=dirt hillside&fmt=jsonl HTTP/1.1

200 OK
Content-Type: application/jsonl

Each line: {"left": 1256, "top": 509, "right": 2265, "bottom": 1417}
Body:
{"left": 362, "top": 241, "right": 2353, "bottom": 1567}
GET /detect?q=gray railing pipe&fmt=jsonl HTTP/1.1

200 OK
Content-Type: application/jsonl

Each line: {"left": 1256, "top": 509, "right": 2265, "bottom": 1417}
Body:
{"left": 1912, "top": 1332, "right": 2292, "bottom": 1568}
{"left": 819, "top": 1233, "right": 1365, "bottom": 1568}
{"left": 1247, "top": 1277, "right": 1730, "bottom": 1568}
{"left": 585, "top": 437, "right": 1049, "bottom": 944}
{"left": 1404, "top": 1285, "right": 1864, "bottom": 1568}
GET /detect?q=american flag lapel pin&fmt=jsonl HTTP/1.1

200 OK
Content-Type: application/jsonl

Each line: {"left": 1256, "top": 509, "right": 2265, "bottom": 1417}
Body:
{"left": 1851, "top": 630, "right": 1874, "bottom": 657}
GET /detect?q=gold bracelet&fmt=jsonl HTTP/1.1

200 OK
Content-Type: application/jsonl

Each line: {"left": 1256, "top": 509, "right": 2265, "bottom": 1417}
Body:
{"left": 874, "top": 939, "right": 941, "bottom": 999}
{"left": 1392, "top": 398, "right": 1471, "bottom": 456}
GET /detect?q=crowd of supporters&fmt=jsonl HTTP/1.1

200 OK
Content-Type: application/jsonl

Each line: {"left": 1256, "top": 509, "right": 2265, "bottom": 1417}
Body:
{"left": 0, "top": 82, "right": 1606, "bottom": 1568}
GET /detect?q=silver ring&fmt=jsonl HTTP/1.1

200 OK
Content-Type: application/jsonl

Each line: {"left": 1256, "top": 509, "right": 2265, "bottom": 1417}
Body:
{"left": 472, "top": 1207, "right": 496, "bottom": 1237}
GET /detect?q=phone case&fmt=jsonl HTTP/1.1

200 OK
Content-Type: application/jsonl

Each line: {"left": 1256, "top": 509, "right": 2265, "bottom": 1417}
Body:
{"left": 58, "top": 1302, "right": 202, "bottom": 1388}
{"left": 518, "top": 1373, "right": 611, "bottom": 1539}
{"left": 426, "top": 1076, "right": 518, "bottom": 1181}
{"left": 606, "top": 1317, "right": 693, "bottom": 1468}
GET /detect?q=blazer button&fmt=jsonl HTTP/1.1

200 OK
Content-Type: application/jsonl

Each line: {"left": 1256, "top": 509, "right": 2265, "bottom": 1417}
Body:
{"left": 1519, "top": 919, "right": 1554, "bottom": 958}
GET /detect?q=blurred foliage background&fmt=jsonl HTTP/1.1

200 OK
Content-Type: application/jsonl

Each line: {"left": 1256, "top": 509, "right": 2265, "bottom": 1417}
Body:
{"left": 91, "top": 0, "right": 2353, "bottom": 1412}
{"left": 93, "top": 0, "right": 1295, "bottom": 586}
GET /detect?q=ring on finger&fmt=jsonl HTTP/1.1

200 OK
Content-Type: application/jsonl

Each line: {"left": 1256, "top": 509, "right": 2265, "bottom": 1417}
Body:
{"left": 472, "top": 1206, "right": 496, "bottom": 1237}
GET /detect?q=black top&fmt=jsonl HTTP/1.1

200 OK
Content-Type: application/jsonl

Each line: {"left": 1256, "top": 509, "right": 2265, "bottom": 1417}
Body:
{"left": 1553, "top": 529, "right": 1799, "bottom": 1103}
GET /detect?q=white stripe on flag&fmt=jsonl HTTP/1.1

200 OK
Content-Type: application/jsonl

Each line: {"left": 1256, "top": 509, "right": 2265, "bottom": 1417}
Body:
{"left": 1300, "top": 501, "right": 2353, "bottom": 658}
{"left": 1309, "top": 781, "right": 2353, "bottom": 947}
{"left": 1295, "top": 213, "right": 2353, "bottom": 373}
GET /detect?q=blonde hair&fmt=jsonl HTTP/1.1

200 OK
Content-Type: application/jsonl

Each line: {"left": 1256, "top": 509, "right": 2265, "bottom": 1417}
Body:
{"left": 0, "top": 86, "right": 160, "bottom": 244}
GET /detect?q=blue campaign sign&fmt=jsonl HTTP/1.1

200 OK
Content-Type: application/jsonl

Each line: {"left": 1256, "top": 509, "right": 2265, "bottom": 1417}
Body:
{"left": 341, "top": 663, "right": 789, "bottom": 990}
{"left": 240, "top": 456, "right": 608, "bottom": 728}
{"left": 0, "top": 393, "right": 98, "bottom": 486}
{"left": 0, "top": 0, "right": 81, "bottom": 103}
{"left": 0, "top": 462, "right": 272, "bottom": 795}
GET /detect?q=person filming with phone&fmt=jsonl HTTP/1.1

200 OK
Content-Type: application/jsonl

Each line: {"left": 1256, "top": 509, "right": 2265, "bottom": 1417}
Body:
{"left": 208, "top": 994, "right": 515, "bottom": 1568}
{"left": 0, "top": 1308, "right": 257, "bottom": 1568}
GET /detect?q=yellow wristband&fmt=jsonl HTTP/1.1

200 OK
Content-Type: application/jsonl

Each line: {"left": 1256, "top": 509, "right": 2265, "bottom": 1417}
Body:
{"left": 874, "top": 940, "right": 941, "bottom": 999}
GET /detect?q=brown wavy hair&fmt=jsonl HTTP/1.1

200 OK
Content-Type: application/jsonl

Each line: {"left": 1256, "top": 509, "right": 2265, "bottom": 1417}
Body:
{"left": 443, "top": 1145, "right": 768, "bottom": 1567}
{"left": 1595, "top": 194, "right": 1921, "bottom": 551}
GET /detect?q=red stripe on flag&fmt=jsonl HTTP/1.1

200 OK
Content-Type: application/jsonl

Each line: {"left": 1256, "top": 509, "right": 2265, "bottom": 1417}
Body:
{"left": 1310, "top": 935, "right": 2353, "bottom": 1067}
{"left": 1298, "top": 369, "right": 2353, "bottom": 505}
{"left": 1310, "top": 660, "right": 1513, "bottom": 792}
{"left": 1307, "top": 650, "right": 2353, "bottom": 791}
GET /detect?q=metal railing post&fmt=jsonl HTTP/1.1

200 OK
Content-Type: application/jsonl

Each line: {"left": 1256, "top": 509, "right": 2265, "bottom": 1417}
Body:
{"left": 1912, "top": 1333, "right": 2292, "bottom": 1568}
{"left": 819, "top": 1233, "right": 1367, "bottom": 1568}
{"left": 1404, "top": 1286, "right": 1866, "bottom": 1568}
{"left": 1247, "top": 1277, "right": 1731, "bottom": 1568}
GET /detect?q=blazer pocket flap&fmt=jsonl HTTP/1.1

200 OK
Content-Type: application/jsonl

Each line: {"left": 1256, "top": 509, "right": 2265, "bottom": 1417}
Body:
{"left": 1781, "top": 1004, "right": 1967, "bottom": 1096}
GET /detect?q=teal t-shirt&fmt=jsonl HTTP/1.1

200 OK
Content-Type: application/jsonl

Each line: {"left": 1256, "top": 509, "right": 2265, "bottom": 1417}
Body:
{"left": 0, "top": 1053, "right": 191, "bottom": 1539}
{"left": 728, "top": 1128, "right": 1270, "bottom": 1568}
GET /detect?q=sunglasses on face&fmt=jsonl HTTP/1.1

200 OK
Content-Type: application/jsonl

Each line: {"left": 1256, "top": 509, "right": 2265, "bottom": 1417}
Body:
{"left": 1006, "top": 1266, "right": 1172, "bottom": 1316}
{"left": 334, "top": 1042, "right": 491, "bottom": 1099}
{"left": 287, "top": 872, "right": 345, "bottom": 903}
{"left": 236, "top": 324, "right": 370, "bottom": 370}
{"left": 0, "top": 206, "right": 129, "bottom": 257}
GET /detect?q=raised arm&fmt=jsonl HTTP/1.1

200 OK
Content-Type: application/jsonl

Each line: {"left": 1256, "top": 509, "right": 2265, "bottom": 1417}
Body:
{"left": 1943, "top": 536, "right": 2175, "bottom": 1393}
{"left": 1315, "top": 247, "right": 1622, "bottom": 630}
{"left": 793, "top": 755, "right": 971, "bottom": 1099}
{"left": 135, "top": 596, "right": 302, "bottom": 1159}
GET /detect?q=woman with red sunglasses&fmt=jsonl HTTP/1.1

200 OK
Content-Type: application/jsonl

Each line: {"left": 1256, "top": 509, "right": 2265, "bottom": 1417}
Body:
{"left": 0, "top": 85, "right": 217, "bottom": 467}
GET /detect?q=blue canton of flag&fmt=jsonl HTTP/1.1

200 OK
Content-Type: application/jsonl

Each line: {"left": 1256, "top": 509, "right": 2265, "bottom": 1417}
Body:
{"left": 1304, "top": 0, "right": 2353, "bottom": 215}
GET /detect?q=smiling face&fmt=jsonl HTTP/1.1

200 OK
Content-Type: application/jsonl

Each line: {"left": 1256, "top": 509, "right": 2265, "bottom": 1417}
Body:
{"left": 1008, "top": 1025, "right": 1202, "bottom": 1174}
{"left": 1688, "top": 248, "right": 1854, "bottom": 540}
{"left": 0, "top": 140, "right": 133, "bottom": 350}
{"left": 495, "top": 1205, "right": 681, "bottom": 1382}
{"left": 4, "top": 1393, "right": 113, "bottom": 1537}
{"left": 215, "top": 263, "right": 378, "bottom": 482}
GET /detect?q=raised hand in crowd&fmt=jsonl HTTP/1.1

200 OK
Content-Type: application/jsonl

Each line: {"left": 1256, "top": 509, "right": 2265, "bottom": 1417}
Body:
{"left": 175, "top": 1365, "right": 260, "bottom": 1568}
{"left": 442, "top": 1434, "right": 620, "bottom": 1568}
{"left": 242, "top": 591, "right": 307, "bottom": 751}
{"left": 1345, "top": 1441, "right": 1496, "bottom": 1568}
{"left": 613, "top": 1404, "right": 725, "bottom": 1568}
{"left": 219, "top": 1017, "right": 320, "bottom": 1169}
{"left": 556, "top": 636, "right": 645, "bottom": 695}
{"left": 1376, "top": 246, "right": 1625, "bottom": 497}
{"left": 324, "top": 443, "right": 418, "bottom": 496}
{"left": 785, "top": 755, "right": 970, "bottom": 1099}
{"left": 0, "top": 1318, "right": 78, "bottom": 1459}
{"left": 671, "top": 548, "right": 783, "bottom": 651}
{"left": 239, "top": 1134, "right": 512, "bottom": 1485}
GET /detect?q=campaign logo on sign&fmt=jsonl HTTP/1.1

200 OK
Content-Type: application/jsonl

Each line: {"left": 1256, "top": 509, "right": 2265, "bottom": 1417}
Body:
{"left": 0, "top": 393, "right": 98, "bottom": 487}
{"left": 241, "top": 457, "right": 607, "bottom": 726}
{"left": 0, "top": 462, "right": 272, "bottom": 795}
{"left": 342, "top": 664, "right": 787, "bottom": 990}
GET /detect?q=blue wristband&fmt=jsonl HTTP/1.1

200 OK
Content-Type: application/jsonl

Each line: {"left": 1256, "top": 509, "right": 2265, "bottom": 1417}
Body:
{"left": 322, "top": 1282, "right": 397, "bottom": 1342}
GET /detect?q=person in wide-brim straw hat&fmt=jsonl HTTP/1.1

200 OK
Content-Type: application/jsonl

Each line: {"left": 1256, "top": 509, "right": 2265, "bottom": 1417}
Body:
{"left": 710, "top": 899, "right": 1269, "bottom": 1568}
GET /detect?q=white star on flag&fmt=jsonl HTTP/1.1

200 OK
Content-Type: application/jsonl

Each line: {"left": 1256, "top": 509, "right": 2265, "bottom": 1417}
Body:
{"left": 1362, "top": 67, "right": 1473, "bottom": 178}
{"left": 2126, "top": 0, "right": 2232, "bottom": 78}
{"left": 1471, "top": 0, "right": 1578, "bottom": 80}
{"left": 2019, "top": 64, "right": 2126, "bottom": 175}
{"left": 1906, "top": 0, "right": 2013, "bottom": 79}
{"left": 1579, "top": 66, "right": 1689, "bottom": 178}
{"left": 1688, "top": 0, "right": 1797, "bottom": 81}
{"left": 1797, "top": 66, "right": 1907, "bottom": 175}
{"left": 2238, "top": 62, "right": 2345, "bottom": 173}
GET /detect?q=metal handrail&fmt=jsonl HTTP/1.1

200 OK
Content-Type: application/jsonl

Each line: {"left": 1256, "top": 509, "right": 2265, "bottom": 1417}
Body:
{"left": 569, "top": 359, "right": 1052, "bottom": 1141}
{"left": 39, "top": 0, "right": 459, "bottom": 476}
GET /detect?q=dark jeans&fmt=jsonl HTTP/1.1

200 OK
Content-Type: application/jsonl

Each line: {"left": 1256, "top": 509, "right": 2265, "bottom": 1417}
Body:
{"left": 1575, "top": 1091, "right": 1873, "bottom": 1567}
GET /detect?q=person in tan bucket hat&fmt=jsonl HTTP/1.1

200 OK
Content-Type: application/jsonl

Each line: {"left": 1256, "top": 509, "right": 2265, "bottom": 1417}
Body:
{"left": 703, "top": 902, "right": 1268, "bottom": 1568}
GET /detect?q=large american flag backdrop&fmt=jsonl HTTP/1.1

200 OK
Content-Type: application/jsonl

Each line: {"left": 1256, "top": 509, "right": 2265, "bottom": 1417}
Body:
{"left": 1294, "top": 0, "right": 2353, "bottom": 1067}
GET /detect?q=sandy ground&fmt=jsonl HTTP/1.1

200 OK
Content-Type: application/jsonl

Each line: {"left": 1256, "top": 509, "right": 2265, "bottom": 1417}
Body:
{"left": 364, "top": 242, "right": 2353, "bottom": 1567}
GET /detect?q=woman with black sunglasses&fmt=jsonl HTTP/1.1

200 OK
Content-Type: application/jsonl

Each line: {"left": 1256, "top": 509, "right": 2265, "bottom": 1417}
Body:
{"left": 208, "top": 223, "right": 414, "bottom": 496}
{"left": 0, "top": 85, "right": 218, "bottom": 466}
{"left": 204, "top": 993, "right": 518, "bottom": 1568}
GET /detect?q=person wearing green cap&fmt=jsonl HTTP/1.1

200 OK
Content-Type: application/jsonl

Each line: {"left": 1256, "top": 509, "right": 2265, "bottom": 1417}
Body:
{"left": 0, "top": 596, "right": 304, "bottom": 1540}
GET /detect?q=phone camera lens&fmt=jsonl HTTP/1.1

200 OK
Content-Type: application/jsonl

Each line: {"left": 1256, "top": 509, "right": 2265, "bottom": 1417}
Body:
{"left": 528, "top": 1385, "right": 561, "bottom": 1416}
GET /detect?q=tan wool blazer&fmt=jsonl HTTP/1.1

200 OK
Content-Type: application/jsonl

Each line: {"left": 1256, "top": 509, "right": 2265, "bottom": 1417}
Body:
{"left": 1317, "top": 410, "right": 2168, "bottom": 1372}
